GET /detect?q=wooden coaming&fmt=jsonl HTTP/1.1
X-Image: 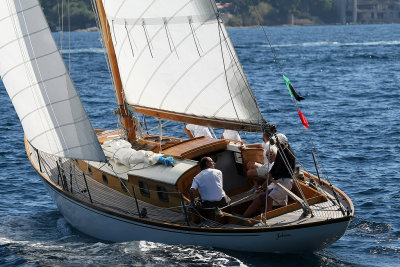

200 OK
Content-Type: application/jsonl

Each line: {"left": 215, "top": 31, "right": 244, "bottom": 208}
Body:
{"left": 176, "top": 164, "right": 201, "bottom": 199}
{"left": 162, "top": 137, "right": 229, "bottom": 159}
{"left": 241, "top": 148, "right": 264, "bottom": 184}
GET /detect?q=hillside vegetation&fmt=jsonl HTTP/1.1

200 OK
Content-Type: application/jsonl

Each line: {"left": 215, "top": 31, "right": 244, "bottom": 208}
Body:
{"left": 39, "top": 0, "right": 337, "bottom": 30}
{"left": 222, "top": 0, "right": 337, "bottom": 26}
{"left": 40, "top": 0, "right": 95, "bottom": 31}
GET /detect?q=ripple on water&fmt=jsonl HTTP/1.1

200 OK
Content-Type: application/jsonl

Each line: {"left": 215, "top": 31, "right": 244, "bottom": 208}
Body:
{"left": 350, "top": 218, "right": 392, "bottom": 235}
{"left": 0, "top": 243, "right": 28, "bottom": 266}
{"left": 368, "top": 245, "right": 400, "bottom": 258}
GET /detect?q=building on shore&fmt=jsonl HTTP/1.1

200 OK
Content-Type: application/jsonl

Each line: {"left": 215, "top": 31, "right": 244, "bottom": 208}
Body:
{"left": 334, "top": 0, "right": 358, "bottom": 24}
{"left": 334, "top": 0, "right": 400, "bottom": 24}
{"left": 357, "top": 1, "right": 400, "bottom": 23}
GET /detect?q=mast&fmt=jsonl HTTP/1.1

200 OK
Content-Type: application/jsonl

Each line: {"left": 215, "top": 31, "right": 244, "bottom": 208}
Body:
{"left": 95, "top": 0, "right": 136, "bottom": 141}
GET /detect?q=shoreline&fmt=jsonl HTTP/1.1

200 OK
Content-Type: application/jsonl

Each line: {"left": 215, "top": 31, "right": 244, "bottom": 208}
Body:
{"left": 56, "top": 23, "right": 400, "bottom": 32}
{"left": 64, "top": 22, "right": 400, "bottom": 33}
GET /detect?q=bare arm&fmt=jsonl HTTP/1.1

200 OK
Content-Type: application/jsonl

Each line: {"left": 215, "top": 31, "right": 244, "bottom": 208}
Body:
{"left": 261, "top": 173, "right": 273, "bottom": 189}
{"left": 189, "top": 188, "right": 196, "bottom": 205}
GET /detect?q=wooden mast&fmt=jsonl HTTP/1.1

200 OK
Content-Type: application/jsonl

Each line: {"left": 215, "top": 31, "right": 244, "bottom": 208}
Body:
{"left": 95, "top": 0, "right": 136, "bottom": 141}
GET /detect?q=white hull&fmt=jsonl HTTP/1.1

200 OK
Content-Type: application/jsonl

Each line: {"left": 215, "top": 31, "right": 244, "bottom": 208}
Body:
{"left": 43, "top": 177, "right": 351, "bottom": 253}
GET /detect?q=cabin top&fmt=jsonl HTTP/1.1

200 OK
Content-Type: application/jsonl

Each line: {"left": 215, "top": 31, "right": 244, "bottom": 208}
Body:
{"left": 127, "top": 159, "right": 198, "bottom": 185}
{"left": 89, "top": 157, "right": 198, "bottom": 185}
{"left": 94, "top": 131, "right": 232, "bottom": 186}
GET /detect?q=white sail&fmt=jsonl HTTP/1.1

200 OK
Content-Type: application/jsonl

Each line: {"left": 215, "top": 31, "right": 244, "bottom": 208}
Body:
{"left": 0, "top": 0, "right": 106, "bottom": 162}
{"left": 102, "top": 0, "right": 264, "bottom": 128}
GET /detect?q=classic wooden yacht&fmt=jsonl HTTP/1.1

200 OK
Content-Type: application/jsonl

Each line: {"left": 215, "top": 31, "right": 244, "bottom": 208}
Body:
{"left": 1, "top": 0, "right": 353, "bottom": 253}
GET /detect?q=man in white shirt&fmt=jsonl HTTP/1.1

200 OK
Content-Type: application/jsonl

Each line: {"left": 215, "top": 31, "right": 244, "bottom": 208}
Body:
{"left": 190, "top": 157, "right": 230, "bottom": 208}
{"left": 184, "top": 124, "right": 213, "bottom": 139}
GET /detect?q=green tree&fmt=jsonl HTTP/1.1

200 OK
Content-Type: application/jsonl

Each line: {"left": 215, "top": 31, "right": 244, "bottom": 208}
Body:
{"left": 249, "top": 2, "right": 278, "bottom": 25}
{"left": 309, "top": 0, "right": 335, "bottom": 23}
{"left": 39, "top": 0, "right": 95, "bottom": 31}
{"left": 270, "top": 0, "right": 301, "bottom": 13}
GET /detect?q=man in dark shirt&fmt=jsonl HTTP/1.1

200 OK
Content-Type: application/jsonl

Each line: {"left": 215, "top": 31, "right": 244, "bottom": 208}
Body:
{"left": 243, "top": 133, "right": 296, "bottom": 218}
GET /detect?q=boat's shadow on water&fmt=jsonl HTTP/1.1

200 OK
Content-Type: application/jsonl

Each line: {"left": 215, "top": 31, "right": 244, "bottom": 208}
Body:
{"left": 213, "top": 247, "right": 354, "bottom": 267}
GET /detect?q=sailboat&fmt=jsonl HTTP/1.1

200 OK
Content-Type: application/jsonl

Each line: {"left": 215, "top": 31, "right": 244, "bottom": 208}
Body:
{"left": 0, "top": 0, "right": 353, "bottom": 253}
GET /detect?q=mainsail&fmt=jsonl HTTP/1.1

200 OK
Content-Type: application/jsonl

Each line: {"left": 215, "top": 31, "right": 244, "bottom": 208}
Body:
{"left": 102, "top": 0, "right": 265, "bottom": 131}
{"left": 0, "top": 0, "right": 106, "bottom": 162}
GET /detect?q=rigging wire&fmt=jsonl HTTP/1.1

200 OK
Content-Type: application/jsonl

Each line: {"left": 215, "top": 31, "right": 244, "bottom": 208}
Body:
{"left": 249, "top": 0, "right": 284, "bottom": 75}
{"left": 248, "top": 1, "right": 346, "bottom": 213}
{"left": 275, "top": 139, "right": 311, "bottom": 214}
{"left": 58, "top": 0, "right": 62, "bottom": 56}
{"left": 90, "top": 0, "right": 128, "bottom": 138}
{"left": 212, "top": 3, "right": 264, "bottom": 129}
{"left": 216, "top": 16, "right": 241, "bottom": 125}
{"left": 68, "top": 0, "right": 71, "bottom": 71}
{"left": 261, "top": 141, "right": 272, "bottom": 221}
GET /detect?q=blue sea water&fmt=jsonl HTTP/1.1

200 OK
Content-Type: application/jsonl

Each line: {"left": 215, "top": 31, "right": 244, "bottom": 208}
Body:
{"left": 0, "top": 24, "right": 399, "bottom": 266}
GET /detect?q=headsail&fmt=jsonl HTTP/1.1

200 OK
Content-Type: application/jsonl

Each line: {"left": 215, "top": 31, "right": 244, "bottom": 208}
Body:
{"left": 0, "top": 0, "right": 106, "bottom": 162}
{"left": 101, "top": 0, "right": 265, "bottom": 131}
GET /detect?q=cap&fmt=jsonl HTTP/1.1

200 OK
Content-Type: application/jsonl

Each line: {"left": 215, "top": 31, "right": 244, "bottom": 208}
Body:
{"left": 276, "top": 133, "right": 288, "bottom": 147}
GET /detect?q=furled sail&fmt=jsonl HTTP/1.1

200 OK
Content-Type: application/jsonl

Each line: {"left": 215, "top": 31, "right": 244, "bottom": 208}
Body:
{"left": 0, "top": 0, "right": 106, "bottom": 162}
{"left": 102, "top": 0, "right": 265, "bottom": 131}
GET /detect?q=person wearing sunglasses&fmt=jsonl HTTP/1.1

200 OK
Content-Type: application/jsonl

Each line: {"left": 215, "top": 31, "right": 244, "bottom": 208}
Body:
{"left": 243, "top": 133, "right": 296, "bottom": 217}
{"left": 189, "top": 157, "right": 231, "bottom": 209}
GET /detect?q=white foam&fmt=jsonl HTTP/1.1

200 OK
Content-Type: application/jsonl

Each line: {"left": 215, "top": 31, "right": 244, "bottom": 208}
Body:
{"left": 60, "top": 48, "right": 104, "bottom": 54}
{"left": 272, "top": 40, "right": 400, "bottom": 48}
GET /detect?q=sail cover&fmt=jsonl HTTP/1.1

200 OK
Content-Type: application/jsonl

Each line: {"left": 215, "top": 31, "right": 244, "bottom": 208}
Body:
{"left": 102, "top": 0, "right": 264, "bottom": 128}
{"left": 0, "top": 0, "right": 106, "bottom": 162}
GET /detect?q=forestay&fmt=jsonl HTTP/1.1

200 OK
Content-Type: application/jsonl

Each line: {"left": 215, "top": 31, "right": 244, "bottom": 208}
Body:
{"left": 0, "top": 0, "right": 106, "bottom": 162}
{"left": 102, "top": 0, "right": 265, "bottom": 129}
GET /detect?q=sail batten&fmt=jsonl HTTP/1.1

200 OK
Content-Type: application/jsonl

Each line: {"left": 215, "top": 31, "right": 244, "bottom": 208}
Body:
{"left": 0, "top": 0, "right": 106, "bottom": 162}
{"left": 102, "top": 0, "right": 265, "bottom": 129}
